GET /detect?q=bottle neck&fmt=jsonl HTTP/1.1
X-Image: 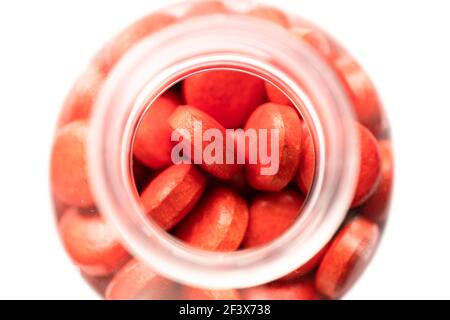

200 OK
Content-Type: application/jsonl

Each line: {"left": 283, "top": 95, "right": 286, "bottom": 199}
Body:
{"left": 87, "top": 16, "right": 359, "bottom": 289}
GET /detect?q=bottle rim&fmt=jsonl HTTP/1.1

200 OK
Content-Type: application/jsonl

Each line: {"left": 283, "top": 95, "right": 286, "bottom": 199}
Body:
{"left": 88, "top": 15, "right": 359, "bottom": 290}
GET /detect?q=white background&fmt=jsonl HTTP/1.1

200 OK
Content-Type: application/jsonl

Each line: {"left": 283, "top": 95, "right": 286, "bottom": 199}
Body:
{"left": 0, "top": 0, "right": 449, "bottom": 299}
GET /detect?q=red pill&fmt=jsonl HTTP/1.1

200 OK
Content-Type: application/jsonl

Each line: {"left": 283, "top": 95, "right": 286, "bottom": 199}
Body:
{"left": 182, "top": 70, "right": 266, "bottom": 128}
{"left": 297, "top": 123, "right": 381, "bottom": 208}
{"left": 174, "top": 187, "right": 249, "bottom": 252}
{"left": 280, "top": 244, "right": 329, "bottom": 281}
{"left": 244, "top": 103, "right": 302, "bottom": 192}
{"left": 360, "top": 140, "right": 393, "bottom": 223}
{"left": 59, "top": 208, "right": 129, "bottom": 277}
{"left": 51, "top": 121, "right": 93, "bottom": 208}
{"left": 243, "top": 278, "right": 318, "bottom": 300}
{"left": 133, "top": 91, "right": 180, "bottom": 169}
{"left": 184, "top": 287, "right": 240, "bottom": 300}
{"left": 265, "top": 83, "right": 293, "bottom": 106}
{"left": 242, "top": 190, "right": 304, "bottom": 249}
{"left": 141, "top": 164, "right": 206, "bottom": 230}
{"left": 246, "top": 6, "right": 291, "bottom": 28}
{"left": 296, "top": 125, "right": 315, "bottom": 195}
{"left": 315, "top": 217, "right": 379, "bottom": 299}
{"left": 94, "top": 13, "right": 177, "bottom": 75}
{"left": 106, "top": 259, "right": 176, "bottom": 300}
{"left": 58, "top": 64, "right": 105, "bottom": 127}
{"left": 169, "top": 105, "right": 242, "bottom": 180}
{"left": 185, "top": 1, "right": 229, "bottom": 17}
{"left": 333, "top": 54, "right": 383, "bottom": 135}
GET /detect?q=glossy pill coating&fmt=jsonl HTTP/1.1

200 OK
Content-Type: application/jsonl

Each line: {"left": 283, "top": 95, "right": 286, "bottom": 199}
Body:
{"left": 265, "top": 83, "right": 293, "bottom": 106}
{"left": 182, "top": 70, "right": 266, "bottom": 128}
{"left": 333, "top": 54, "right": 383, "bottom": 135}
{"left": 246, "top": 6, "right": 291, "bottom": 28}
{"left": 242, "top": 190, "right": 304, "bottom": 249}
{"left": 360, "top": 140, "right": 393, "bottom": 223}
{"left": 133, "top": 91, "right": 180, "bottom": 169}
{"left": 51, "top": 121, "right": 93, "bottom": 208}
{"left": 94, "top": 13, "right": 177, "bottom": 75}
{"left": 315, "top": 217, "right": 380, "bottom": 299}
{"left": 59, "top": 208, "right": 129, "bottom": 277}
{"left": 169, "top": 105, "right": 242, "bottom": 180}
{"left": 184, "top": 287, "right": 240, "bottom": 300}
{"left": 57, "top": 64, "right": 105, "bottom": 127}
{"left": 244, "top": 103, "right": 303, "bottom": 192}
{"left": 141, "top": 164, "right": 206, "bottom": 230}
{"left": 174, "top": 187, "right": 249, "bottom": 252}
{"left": 185, "top": 1, "right": 229, "bottom": 17}
{"left": 106, "top": 259, "right": 176, "bottom": 300}
{"left": 243, "top": 278, "right": 318, "bottom": 300}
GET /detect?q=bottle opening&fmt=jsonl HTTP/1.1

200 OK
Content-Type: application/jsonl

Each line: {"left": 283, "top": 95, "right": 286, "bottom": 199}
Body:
{"left": 130, "top": 68, "right": 317, "bottom": 254}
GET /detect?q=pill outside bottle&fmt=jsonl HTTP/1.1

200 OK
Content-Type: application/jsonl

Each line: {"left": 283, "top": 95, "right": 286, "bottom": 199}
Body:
{"left": 51, "top": 0, "right": 393, "bottom": 300}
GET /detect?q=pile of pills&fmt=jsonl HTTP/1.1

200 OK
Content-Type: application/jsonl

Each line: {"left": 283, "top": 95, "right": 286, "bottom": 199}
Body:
{"left": 50, "top": 1, "right": 393, "bottom": 300}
